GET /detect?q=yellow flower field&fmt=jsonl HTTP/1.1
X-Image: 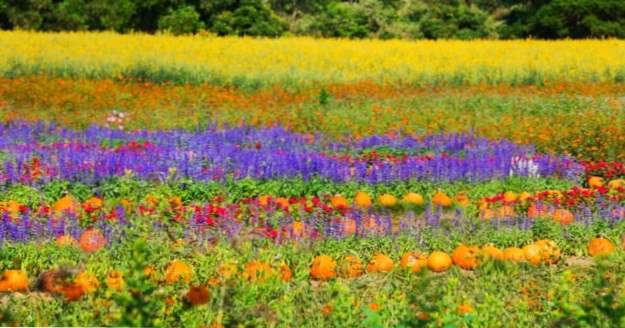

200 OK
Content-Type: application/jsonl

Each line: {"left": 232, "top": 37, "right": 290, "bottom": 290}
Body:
{"left": 2, "top": 31, "right": 625, "bottom": 87}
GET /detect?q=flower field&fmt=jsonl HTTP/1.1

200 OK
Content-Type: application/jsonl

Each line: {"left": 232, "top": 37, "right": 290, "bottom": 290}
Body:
{"left": 1, "top": 32, "right": 625, "bottom": 327}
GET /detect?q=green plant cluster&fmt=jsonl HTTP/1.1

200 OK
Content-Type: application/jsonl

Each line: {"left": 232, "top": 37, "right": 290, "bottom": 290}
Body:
{"left": 1, "top": 220, "right": 625, "bottom": 326}
{"left": 0, "top": 176, "right": 574, "bottom": 206}
{"left": 1, "top": 0, "right": 625, "bottom": 39}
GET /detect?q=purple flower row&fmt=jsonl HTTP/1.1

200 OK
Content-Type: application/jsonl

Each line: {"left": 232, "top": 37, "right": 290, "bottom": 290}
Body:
{"left": 0, "top": 121, "right": 583, "bottom": 185}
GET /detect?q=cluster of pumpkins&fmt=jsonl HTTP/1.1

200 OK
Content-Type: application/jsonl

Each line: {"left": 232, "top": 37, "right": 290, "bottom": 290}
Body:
{"left": 0, "top": 237, "right": 618, "bottom": 299}
{"left": 336, "top": 190, "right": 458, "bottom": 209}
{"left": 309, "top": 236, "right": 620, "bottom": 280}
{"left": 0, "top": 259, "right": 194, "bottom": 299}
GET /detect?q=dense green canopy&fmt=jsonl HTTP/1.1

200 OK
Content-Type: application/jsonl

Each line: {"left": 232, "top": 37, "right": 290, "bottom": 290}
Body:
{"left": 1, "top": 0, "right": 625, "bottom": 39}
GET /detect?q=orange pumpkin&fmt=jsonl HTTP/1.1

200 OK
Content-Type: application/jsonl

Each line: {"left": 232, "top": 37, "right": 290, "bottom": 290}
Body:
{"left": 79, "top": 228, "right": 107, "bottom": 253}
{"left": 242, "top": 261, "right": 272, "bottom": 283}
{"left": 378, "top": 194, "right": 397, "bottom": 207}
{"left": 366, "top": 254, "right": 394, "bottom": 273}
{"left": 339, "top": 255, "right": 363, "bottom": 278}
{"left": 354, "top": 191, "right": 372, "bottom": 209}
{"left": 0, "top": 270, "right": 29, "bottom": 292}
{"left": 481, "top": 244, "right": 504, "bottom": 261}
{"left": 522, "top": 244, "right": 543, "bottom": 266}
{"left": 503, "top": 247, "right": 525, "bottom": 262}
{"left": 330, "top": 195, "right": 349, "bottom": 209}
{"left": 54, "top": 195, "right": 76, "bottom": 214}
{"left": 165, "top": 260, "right": 193, "bottom": 284}
{"left": 106, "top": 271, "right": 124, "bottom": 290}
{"left": 74, "top": 272, "right": 99, "bottom": 293}
{"left": 187, "top": 285, "right": 210, "bottom": 306}
{"left": 552, "top": 209, "right": 574, "bottom": 225}
{"left": 451, "top": 245, "right": 480, "bottom": 270}
{"left": 400, "top": 252, "right": 428, "bottom": 272}
{"left": 432, "top": 191, "right": 452, "bottom": 207}
{"left": 534, "top": 239, "right": 560, "bottom": 264}
{"left": 310, "top": 255, "right": 336, "bottom": 280}
{"left": 402, "top": 192, "right": 424, "bottom": 206}
{"left": 588, "top": 236, "right": 615, "bottom": 257}
{"left": 427, "top": 251, "right": 452, "bottom": 273}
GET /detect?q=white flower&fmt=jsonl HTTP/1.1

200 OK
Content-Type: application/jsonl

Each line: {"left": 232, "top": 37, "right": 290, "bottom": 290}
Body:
{"left": 510, "top": 156, "right": 540, "bottom": 178}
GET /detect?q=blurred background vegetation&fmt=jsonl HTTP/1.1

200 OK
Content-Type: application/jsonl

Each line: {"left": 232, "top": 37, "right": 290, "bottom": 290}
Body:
{"left": 0, "top": 0, "right": 624, "bottom": 39}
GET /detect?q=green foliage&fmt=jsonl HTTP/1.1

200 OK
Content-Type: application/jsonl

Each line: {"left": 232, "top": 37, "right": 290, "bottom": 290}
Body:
{"left": 211, "top": 0, "right": 287, "bottom": 37}
{"left": 313, "top": 2, "right": 370, "bottom": 38}
{"left": 1, "top": 0, "right": 624, "bottom": 39}
{"left": 158, "top": 5, "right": 204, "bottom": 35}
{"left": 502, "top": 0, "right": 625, "bottom": 39}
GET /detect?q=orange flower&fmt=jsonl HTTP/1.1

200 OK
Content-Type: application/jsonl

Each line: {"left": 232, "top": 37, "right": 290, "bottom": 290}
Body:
{"left": 55, "top": 235, "right": 77, "bottom": 247}
{"left": 83, "top": 196, "right": 103, "bottom": 211}
{"left": 74, "top": 272, "right": 99, "bottom": 293}
{"left": 588, "top": 176, "right": 604, "bottom": 188}
{"left": 280, "top": 263, "right": 292, "bottom": 282}
{"left": 321, "top": 304, "right": 333, "bottom": 316}
{"left": 458, "top": 303, "right": 473, "bottom": 315}
{"left": 242, "top": 261, "right": 272, "bottom": 283}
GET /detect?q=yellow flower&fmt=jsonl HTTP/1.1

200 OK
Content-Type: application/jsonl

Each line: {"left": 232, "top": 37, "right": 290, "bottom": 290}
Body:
{"left": 75, "top": 272, "right": 99, "bottom": 293}
{"left": 106, "top": 271, "right": 124, "bottom": 291}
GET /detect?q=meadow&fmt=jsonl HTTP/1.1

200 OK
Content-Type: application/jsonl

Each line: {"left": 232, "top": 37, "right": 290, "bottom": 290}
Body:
{"left": 1, "top": 32, "right": 625, "bottom": 327}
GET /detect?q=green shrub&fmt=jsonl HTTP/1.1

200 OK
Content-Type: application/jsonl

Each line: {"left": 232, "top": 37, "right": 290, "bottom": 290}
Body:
{"left": 158, "top": 5, "right": 204, "bottom": 35}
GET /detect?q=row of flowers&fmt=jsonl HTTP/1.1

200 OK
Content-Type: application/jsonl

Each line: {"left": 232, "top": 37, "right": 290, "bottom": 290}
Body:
{"left": 0, "top": 180, "right": 624, "bottom": 244}
{"left": 0, "top": 121, "right": 582, "bottom": 185}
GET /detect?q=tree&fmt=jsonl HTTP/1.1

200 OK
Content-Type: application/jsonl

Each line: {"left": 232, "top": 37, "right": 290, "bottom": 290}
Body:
{"left": 502, "top": 0, "right": 625, "bottom": 39}
{"left": 158, "top": 5, "right": 204, "bottom": 35}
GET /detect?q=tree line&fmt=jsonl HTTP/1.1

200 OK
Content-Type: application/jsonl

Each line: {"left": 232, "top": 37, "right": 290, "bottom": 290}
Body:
{"left": 1, "top": 0, "right": 625, "bottom": 39}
